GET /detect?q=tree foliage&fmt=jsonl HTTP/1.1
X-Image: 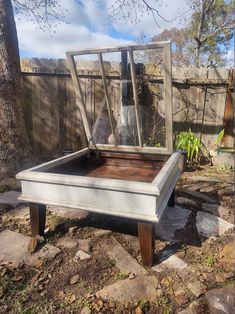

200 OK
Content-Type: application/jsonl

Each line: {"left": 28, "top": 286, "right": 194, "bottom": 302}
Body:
{"left": 153, "top": 0, "right": 234, "bottom": 66}
{"left": 13, "top": 0, "right": 65, "bottom": 31}
{"left": 106, "top": 0, "right": 170, "bottom": 26}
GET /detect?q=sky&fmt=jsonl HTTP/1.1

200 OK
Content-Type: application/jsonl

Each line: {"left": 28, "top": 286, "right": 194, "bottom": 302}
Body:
{"left": 14, "top": 0, "right": 234, "bottom": 66}
{"left": 15, "top": 0, "right": 190, "bottom": 59}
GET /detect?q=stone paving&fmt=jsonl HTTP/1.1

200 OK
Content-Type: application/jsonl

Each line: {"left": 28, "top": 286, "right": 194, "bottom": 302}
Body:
{"left": 0, "top": 230, "right": 29, "bottom": 266}
{"left": 155, "top": 205, "right": 192, "bottom": 242}
{"left": 196, "top": 211, "right": 234, "bottom": 237}
{"left": 2, "top": 205, "right": 30, "bottom": 223}
{"left": 0, "top": 191, "right": 25, "bottom": 209}
{"left": 96, "top": 275, "right": 158, "bottom": 303}
{"left": 106, "top": 237, "right": 147, "bottom": 275}
{"left": 0, "top": 183, "right": 234, "bottom": 312}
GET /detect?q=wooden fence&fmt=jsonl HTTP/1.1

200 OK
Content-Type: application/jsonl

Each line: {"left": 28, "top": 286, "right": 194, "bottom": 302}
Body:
{"left": 21, "top": 58, "right": 234, "bottom": 158}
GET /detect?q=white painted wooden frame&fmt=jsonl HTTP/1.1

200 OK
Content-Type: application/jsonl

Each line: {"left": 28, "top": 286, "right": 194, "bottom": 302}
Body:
{"left": 66, "top": 41, "right": 173, "bottom": 154}
{"left": 16, "top": 150, "right": 183, "bottom": 223}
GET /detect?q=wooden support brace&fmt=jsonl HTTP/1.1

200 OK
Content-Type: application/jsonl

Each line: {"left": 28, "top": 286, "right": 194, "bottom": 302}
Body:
{"left": 129, "top": 50, "right": 143, "bottom": 147}
{"left": 66, "top": 53, "right": 93, "bottom": 147}
{"left": 138, "top": 221, "right": 155, "bottom": 267}
{"left": 98, "top": 52, "right": 117, "bottom": 145}
{"left": 29, "top": 203, "right": 46, "bottom": 236}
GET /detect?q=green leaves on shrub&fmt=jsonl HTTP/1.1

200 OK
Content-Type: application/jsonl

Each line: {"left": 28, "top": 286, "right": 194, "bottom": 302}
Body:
{"left": 175, "top": 129, "right": 201, "bottom": 162}
{"left": 215, "top": 128, "right": 224, "bottom": 147}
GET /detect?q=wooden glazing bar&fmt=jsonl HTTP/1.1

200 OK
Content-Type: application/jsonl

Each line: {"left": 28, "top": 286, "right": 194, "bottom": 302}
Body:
{"left": 66, "top": 41, "right": 169, "bottom": 56}
{"left": 129, "top": 50, "right": 143, "bottom": 147}
{"left": 66, "top": 53, "right": 93, "bottom": 146}
{"left": 98, "top": 53, "right": 117, "bottom": 146}
{"left": 163, "top": 43, "right": 173, "bottom": 153}
{"left": 95, "top": 144, "right": 171, "bottom": 155}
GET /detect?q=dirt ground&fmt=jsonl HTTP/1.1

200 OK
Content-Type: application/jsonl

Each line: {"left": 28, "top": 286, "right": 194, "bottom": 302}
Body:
{"left": 0, "top": 164, "right": 234, "bottom": 314}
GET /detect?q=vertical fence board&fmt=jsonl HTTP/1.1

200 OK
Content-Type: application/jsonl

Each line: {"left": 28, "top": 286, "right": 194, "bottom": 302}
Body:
{"left": 21, "top": 60, "right": 234, "bottom": 157}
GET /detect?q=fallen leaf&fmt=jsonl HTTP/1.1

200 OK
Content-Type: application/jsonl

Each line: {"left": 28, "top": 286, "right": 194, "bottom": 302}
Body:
{"left": 28, "top": 236, "right": 38, "bottom": 254}
{"left": 12, "top": 275, "right": 23, "bottom": 282}
{"left": 1, "top": 268, "right": 7, "bottom": 277}
{"left": 65, "top": 294, "right": 76, "bottom": 304}
{"left": 70, "top": 274, "right": 79, "bottom": 285}
{"left": 128, "top": 272, "right": 136, "bottom": 279}
{"left": 58, "top": 290, "right": 66, "bottom": 299}
{"left": 0, "top": 287, "right": 4, "bottom": 298}
{"left": 135, "top": 306, "right": 143, "bottom": 314}
{"left": 34, "top": 259, "right": 44, "bottom": 268}
{"left": 38, "top": 285, "right": 44, "bottom": 291}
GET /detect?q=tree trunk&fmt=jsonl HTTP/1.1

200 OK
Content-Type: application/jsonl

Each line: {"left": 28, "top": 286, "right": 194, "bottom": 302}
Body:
{"left": 0, "top": 0, "right": 36, "bottom": 179}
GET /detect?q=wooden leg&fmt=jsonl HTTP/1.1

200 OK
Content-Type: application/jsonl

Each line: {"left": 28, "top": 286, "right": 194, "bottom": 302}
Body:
{"left": 138, "top": 222, "right": 155, "bottom": 267}
{"left": 168, "top": 189, "right": 175, "bottom": 207}
{"left": 29, "top": 203, "right": 46, "bottom": 236}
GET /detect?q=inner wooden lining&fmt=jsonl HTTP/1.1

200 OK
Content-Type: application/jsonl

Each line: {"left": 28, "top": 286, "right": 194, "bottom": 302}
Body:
{"left": 44, "top": 151, "right": 169, "bottom": 183}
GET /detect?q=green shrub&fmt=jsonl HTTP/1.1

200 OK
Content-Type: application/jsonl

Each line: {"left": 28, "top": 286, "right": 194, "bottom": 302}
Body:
{"left": 175, "top": 130, "right": 201, "bottom": 162}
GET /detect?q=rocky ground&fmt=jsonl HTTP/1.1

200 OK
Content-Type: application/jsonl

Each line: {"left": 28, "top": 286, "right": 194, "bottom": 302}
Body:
{"left": 0, "top": 165, "right": 234, "bottom": 314}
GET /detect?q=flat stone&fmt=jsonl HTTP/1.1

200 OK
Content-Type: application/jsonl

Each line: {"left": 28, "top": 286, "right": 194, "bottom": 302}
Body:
{"left": 176, "top": 197, "right": 197, "bottom": 207}
{"left": 77, "top": 239, "right": 91, "bottom": 253}
{"left": 81, "top": 307, "right": 91, "bottom": 314}
{"left": 187, "top": 281, "right": 204, "bottom": 297}
{"left": 75, "top": 250, "right": 91, "bottom": 261}
{"left": 202, "top": 203, "right": 230, "bottom": 219}
{"left": 25, "top": 244, "right": 60, "bottom": 267}
{"left": 56, "top": 237, "right": 78, "bottom": 249}
{"left": 123, "top": 234, "right": 140, "bottom": 253}
{"left": 178, "top": 300, "right": 203, "bottom": 314}
{"left": 200, "top": 186, "right": 215, "bottom": 193}
{"left": 176, "top": 295, "right": 189, "bottom": 306}
{"left": 93, "top": 229, "right": 112, "bottom": 237}
{"left": 219, "top": 185, "right": 235, "bottom": 196}
{"left": 0, "top": 191, "right": 25, "bottom": 208}
{"left": 196, "top": 211, "right": 234, "bottom": 237}
{"left": 0, "top": 230, "right": 30, "bottom": 266}
{"left": 215, "top": 272, "right": 234, "bottom": 283}
{"left": 70, "top": 274, "right": 79, "bottom": 284}
{"left": 219, "top": 241, "right": 235, "bottom": 266}
{"left": 155, "top": 206, "right": 191, "bottom": 242}
{"left": 182, "top": 175, "right": 222, "bottom": 183}
{"left": 47, "top": 206, "right": 88, "bottom": 220}
{"left": 2, "top": 206, "right": 30, "bottom": 222}
{"left": 107, "top": 237, "right": 147, "bottom": 275}
{"left": 152, "top": 252, "right": 188, "bottom": 272}
{"left": 182, "top": 189, "right": 218, "bottom": 204}
{"left": 96, "top": 275, "right": 158, "bottom": 304}
{"left": 181, "top": 184, "right": 207, "bottom": 191}
{"left": 206, "top": 284, "right": 234, "bottom": 314}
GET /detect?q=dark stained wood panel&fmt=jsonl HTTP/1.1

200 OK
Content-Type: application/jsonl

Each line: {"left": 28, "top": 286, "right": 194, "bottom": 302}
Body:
{"left": 45, "top": 151, "right": 169, "bottom": 183}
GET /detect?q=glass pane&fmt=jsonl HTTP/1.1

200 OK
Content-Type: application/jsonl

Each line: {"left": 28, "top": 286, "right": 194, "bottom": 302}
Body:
{"left": 133, "top": 49, "right": 166, "bottom": 148}
{"left": 73, "top": 46, "right": 168, "bottom": 148}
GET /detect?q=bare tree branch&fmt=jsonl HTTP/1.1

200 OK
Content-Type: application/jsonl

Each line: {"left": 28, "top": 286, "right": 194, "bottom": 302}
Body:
{"left": 13, "top": 0, "right": 66, "bottom": 31}
{"left": 201, "top": 23, "right": 235, "bottom": 44}
{"left": 142, "top": 0, "right": 171, "bottom": 22}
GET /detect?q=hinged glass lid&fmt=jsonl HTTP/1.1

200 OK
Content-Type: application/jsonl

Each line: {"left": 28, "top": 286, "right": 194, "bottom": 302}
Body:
{"left": 66, "top": 41, "right": 173, "bottom": 154}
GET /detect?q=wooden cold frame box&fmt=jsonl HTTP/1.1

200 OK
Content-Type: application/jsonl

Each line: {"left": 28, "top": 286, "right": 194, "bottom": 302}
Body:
{"left": 16, "top": 42, "right": 184, "bottom": 266}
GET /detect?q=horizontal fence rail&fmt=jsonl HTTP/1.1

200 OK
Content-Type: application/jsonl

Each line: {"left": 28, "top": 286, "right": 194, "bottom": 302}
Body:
{"left": 21, "top": 58, "right": 234, "bottom": 158}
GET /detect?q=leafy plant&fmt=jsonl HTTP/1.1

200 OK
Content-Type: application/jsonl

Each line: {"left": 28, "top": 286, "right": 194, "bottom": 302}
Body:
{"left": 156, "top": 296, "right": 170, "bottom": 306}
{"left": 204, "top": 256, "right": 216, "bottom": 267}
{"left": 114, "top": 272, "right": 129, "bottom": 281}
{"left": 215, "top": 128, "right": 225, "bottom": 147}
{"left": 175, "top": 130, "right": 202, "bottom": 162}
